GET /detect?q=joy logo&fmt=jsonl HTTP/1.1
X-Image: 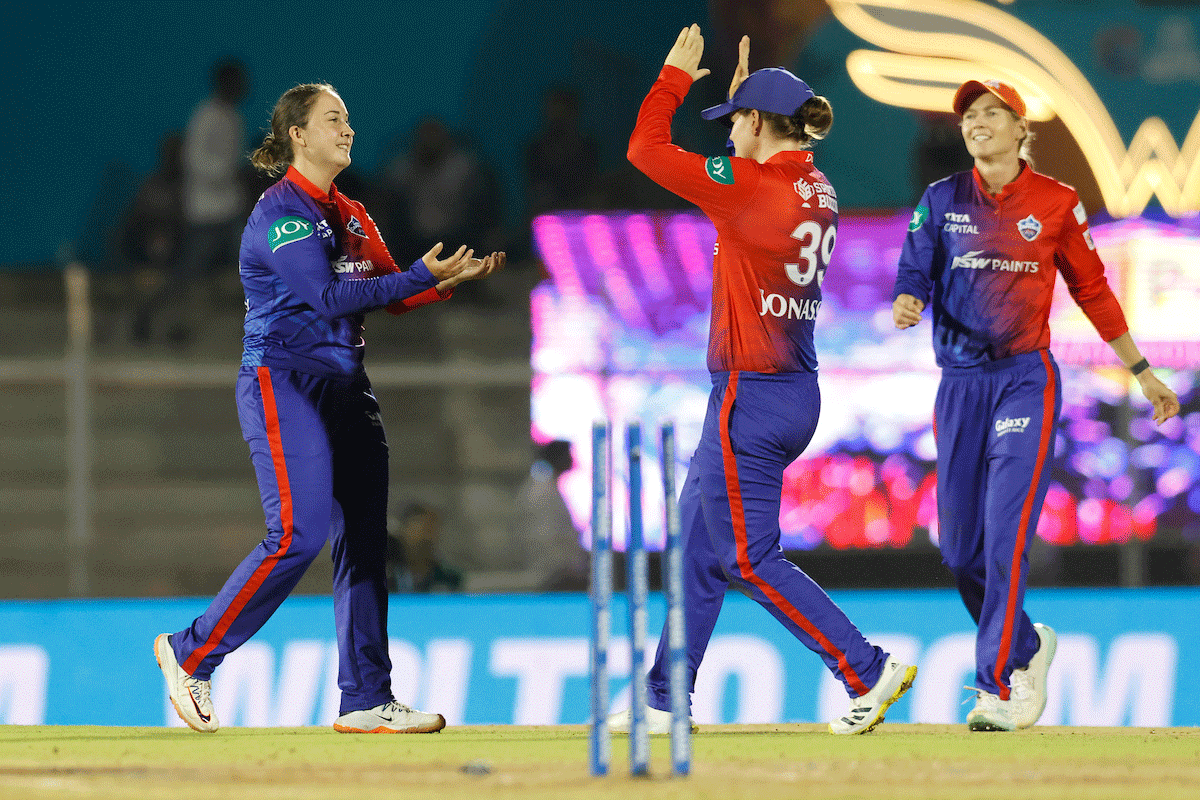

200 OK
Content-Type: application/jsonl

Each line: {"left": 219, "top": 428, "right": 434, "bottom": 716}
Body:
{"left": 268, "top": 216, "right": 314, "bottom": 253}
{"left": 995, "top": 416, "right": 1031, "bottom": 436}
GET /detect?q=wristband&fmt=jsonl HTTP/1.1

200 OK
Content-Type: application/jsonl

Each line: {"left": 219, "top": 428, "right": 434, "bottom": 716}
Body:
{"left": 1130, "top": 358, "right": 1150, "bottom": 376}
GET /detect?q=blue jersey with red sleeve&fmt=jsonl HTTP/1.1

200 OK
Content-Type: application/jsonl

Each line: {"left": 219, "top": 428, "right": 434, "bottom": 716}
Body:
{"left": 628, "top": 66, "right": 835, "bottom": 374}
{"left": 894, "top": 164, "right": 1128, "bottom": 368}
{"left": 239, "top": 166, "right": 448, "bottom": 378}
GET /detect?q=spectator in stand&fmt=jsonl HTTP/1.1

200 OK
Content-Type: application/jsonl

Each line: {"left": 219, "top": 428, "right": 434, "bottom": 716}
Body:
{"left": 383, "top": 117, "right": 505, "bottom": 304}
{"left": 386, "top": 503, "right": 464, "bottom": 594}
{"left": 121, "top": 131, "right": 186, "bottom": 343}
{"left": 515, "top": 439, "right": 587, "bottom": 591}
{"left": 525, "top": 85, "right": 600, "bottom": 216}
{"left": 157, "top": 58, "right": 251, "bottom": 345}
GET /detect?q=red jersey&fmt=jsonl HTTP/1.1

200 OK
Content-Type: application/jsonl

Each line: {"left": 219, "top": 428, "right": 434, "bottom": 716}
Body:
{"left": 628, "top": 66, "right": 835, "bottom": 373}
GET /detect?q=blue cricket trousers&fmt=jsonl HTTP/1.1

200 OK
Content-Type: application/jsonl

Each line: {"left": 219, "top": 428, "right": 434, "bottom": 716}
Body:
{"left": 935, "top": 349, "right": 1061, "bottom": 698}
{"left": 171, "top": 365, "right": 393, "bottom": 714}
{"left": 646, "top": 370, "right": 887, "bottom": 711}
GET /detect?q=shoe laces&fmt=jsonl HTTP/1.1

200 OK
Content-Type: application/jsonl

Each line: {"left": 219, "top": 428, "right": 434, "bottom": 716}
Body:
{"left": 383, "top": 700, "right": 416, "bottom": 715}
{"left": 184, "top": 675, "right": 212, "bottom": 708}
{"left": 1009, "top": 671, "right": 1037, "bottom": 709}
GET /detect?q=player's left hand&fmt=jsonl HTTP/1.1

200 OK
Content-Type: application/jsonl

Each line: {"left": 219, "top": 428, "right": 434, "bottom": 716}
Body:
{"left": 664, "top": 24, "right": 711, "bottom": 82}
{"left": 1136, "top": 371, "right": 1181, "bottom": 424}
{"left": 728, "top": 35, "right": 750, "bottom": 100}
{"left": 436, "top": 251, "right": 505, "bottom": 293}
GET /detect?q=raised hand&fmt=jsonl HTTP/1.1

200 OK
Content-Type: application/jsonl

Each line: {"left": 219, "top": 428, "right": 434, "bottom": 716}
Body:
{"left": 729, "top": 35, "right": 750, "bottom": 100}
{"left": 421, "top": 242, "right": 474, "bottom": 281}
{"left": 664, "top": 24, "right": 711, "bottom": 82}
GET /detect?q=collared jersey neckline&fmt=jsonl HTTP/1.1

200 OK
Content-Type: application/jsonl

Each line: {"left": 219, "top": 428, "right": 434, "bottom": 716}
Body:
{"left": 285, "top": 165, "right": 340, "bottom": 205}
{"left": 972, "top": 159, "right": 1032, "bottom": 204}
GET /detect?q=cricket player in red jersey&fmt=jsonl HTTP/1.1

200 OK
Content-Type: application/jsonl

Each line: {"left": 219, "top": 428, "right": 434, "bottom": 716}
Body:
{"left": 893, "top": 79, "right": 1180, "bottom": 731}
{"left": 609, "top": 25, "right": 917, "bottom": 735}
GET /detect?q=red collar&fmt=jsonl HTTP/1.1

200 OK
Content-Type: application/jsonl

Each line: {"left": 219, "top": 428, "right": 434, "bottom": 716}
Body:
{"left": 972, "top": 159, "right": 1032, "bottom": 202}
{"left": 767, "top": 150, "right": 815, "bottom": 166}
{"left": 285, "top": 165, "right": 339, "bottom": 204}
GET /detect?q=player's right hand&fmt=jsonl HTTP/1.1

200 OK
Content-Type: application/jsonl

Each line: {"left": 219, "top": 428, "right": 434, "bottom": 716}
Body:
{"left": 664, "top": 24, "right": 711, "bottom": 82}
{"left": 893, "top": 294, "right": 925, "bottom": 329}
{"left": 422, "top": 242, "right": 473, "bottom": 281}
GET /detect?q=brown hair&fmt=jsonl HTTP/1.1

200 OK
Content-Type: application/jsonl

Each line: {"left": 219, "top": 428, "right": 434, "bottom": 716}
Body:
{"left": 249, "top": 83, "right": 338, "bottom": 177}
{"left": 759, "top": 95, "right": 833, "bottom": 148}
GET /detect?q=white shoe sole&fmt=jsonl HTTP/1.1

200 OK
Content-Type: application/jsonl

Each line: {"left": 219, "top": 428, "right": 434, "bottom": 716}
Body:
{"left": 334, "top": 716, "right": 446, "bottom": 734}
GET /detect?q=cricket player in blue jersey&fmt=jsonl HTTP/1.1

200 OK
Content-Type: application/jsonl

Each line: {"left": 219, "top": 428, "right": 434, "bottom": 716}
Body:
{"left": 154, "top": 83, "right": 503, "bottom": 733}
{"left": 894, "top": 79, "right": 1179, "bottom": 731}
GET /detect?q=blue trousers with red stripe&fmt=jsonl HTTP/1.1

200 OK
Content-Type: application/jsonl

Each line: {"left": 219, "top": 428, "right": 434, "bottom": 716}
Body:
{"left": 171, "top": 365, "right": 394, "bottom": 714}
{"left": 935, "top": 349, "right": 1061, "bottom": 699}
{"left": 646, "top": 370, "right": 887, "bottom": 712}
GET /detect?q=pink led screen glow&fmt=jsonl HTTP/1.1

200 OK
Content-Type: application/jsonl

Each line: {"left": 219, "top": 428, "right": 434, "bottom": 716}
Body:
{"left": 530, "top": 211, "right": 1200, "bottom": 552}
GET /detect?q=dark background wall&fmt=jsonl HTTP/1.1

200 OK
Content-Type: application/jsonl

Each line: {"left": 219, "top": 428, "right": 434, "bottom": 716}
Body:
{"left": 3, "top": 0, "right": 1200, "bottom": 268}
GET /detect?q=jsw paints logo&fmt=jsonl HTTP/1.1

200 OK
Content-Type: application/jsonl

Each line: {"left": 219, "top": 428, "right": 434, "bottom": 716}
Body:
{"left": 333, "top": 258, "right": 375, "bottom": 274}
{"left": 760, "top": 290, "right": 821, "bottom": 320}
{"left": 995, "top": 416, "right": 1032, "bottom": 436}
{"left": 951, "top": 251, "right": 1040, "bottom": 273}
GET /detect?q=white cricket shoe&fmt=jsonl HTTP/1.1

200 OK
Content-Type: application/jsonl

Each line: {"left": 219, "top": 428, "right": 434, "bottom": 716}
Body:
{"left": 829, "top": 656, "right": 918, "bottom": 735}
{"left": 607, "top": 705, "right": 697, "bottom": 735}
{"left": 966, "top": 688, "right": 1018, "bottom": 731}
{"left": 1010, "top": 622, "right": 1057, "bottom": 729}
{"left": 154, "top": 633, "right": 218, "bottom": 733}
{"left": 334, "top": 701, "right": 446, "bottom": 733}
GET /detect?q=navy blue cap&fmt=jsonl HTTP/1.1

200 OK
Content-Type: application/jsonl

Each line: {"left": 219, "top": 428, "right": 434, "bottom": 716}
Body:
{"left": 701, "top": 67, "right": 815, "bottom": 124}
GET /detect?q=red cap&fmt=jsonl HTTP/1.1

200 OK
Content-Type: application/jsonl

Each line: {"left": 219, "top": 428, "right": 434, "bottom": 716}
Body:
{"left": 953, "top": 79, "right": 1026, "bottom": 117}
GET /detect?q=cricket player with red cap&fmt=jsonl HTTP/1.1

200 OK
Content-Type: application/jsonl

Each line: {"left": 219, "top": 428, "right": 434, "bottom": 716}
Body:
{"left": 608, "top": 24, "right": 917, "bottom": 736}
{"left": 893, "top": 79, "right": 1179, "bottom": 730}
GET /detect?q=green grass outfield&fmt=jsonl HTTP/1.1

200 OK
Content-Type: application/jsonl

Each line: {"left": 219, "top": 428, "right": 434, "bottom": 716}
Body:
{"left": 2, "top": 724, "right": 1199, "bottom": 800}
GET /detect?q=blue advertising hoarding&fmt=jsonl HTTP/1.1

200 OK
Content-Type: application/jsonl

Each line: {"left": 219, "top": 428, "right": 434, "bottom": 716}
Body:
{"left": 0, "top": 589, "right": 1193, "bottom": 728}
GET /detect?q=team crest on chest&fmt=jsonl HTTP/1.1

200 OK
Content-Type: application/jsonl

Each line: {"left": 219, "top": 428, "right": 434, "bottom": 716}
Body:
{"left": 1017, "top": 214, "right": 1042, "bottom": 241}
{"left": 346, "top": 215, "right": 367, "bottom": 237}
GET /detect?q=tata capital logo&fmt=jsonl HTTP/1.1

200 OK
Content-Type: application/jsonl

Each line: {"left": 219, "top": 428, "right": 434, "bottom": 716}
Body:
{"left": 943, "top": 211, "right": 979, "bottom": 235}
{"left": 995, "top": 416, "right": 1032, "bottom": 436}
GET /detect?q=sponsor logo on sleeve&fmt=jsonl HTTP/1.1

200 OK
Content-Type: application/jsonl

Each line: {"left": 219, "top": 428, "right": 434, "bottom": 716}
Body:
{"left": 346, "top": 215, "right": 367, "bottom": 237}
{"left": 909, "top": 205, "right": 929, "bottom": 232}
{"left": 1017, "top": 214, "right": 1043, "bottom": 241}
{"left": 794, "top": 178, "right": 814, "bottom": 200}
{"left": 268, "top": 216, "right": 314, "bottom": 252}
{"left": 1073, "top": 201, "right": 1087, "bottom": 225}
{"left": 1083, "top": 229, "right": 1096, "bottom": 250}
{"left": 705, "top": 156, "right": 735, "bottom": 184}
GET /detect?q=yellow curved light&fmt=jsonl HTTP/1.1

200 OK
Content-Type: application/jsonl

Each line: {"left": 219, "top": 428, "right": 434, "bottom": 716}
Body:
{"left": 829, "top": 0, "right": 1200, "bottom": 217}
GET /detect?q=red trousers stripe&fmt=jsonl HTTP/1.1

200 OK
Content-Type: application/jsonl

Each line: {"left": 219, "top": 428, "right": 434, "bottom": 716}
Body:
{"left": 993, "top": 350, "right": 1056, "bottom": 698}
{"left": 182, "top": 367, "right": 296, "bottom": 675}
{"left": 719, "top": 371, "right": 870, "bottom": 696}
